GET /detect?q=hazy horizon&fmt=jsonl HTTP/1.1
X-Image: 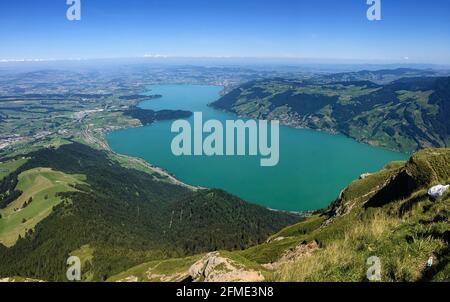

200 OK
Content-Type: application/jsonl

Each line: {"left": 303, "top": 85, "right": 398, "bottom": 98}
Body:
{"left": 1, "top": 0, "right": 449, "bottom": 64}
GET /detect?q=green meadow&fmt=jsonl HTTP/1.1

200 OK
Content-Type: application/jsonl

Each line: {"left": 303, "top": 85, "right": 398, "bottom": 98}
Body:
{"left": 0, "top": 167, "right": 86, "bottom": 247}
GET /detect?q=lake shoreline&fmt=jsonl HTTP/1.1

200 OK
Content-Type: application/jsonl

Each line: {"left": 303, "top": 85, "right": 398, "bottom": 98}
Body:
{"left": 207, "top": 102, "right": 412, "bottom": 156}
{"left": 106, "top": 84, "right": 408, "bottom": 212}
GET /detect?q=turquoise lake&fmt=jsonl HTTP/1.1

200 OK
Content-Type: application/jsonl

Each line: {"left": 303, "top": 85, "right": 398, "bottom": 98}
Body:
{"left": 106, "top": 84, "right": 407, "bottom": 212}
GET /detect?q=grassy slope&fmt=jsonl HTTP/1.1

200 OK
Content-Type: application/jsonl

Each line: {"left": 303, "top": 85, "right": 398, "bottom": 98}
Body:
{"left": 0, "top": 168, "right": 85, "bottom": 247}
{"left": 70, "top": 244, "right": 95, "bottom": 281}
{"left": 109, "top": 254, "right": 204, "bottom": 282}
{"left": 110, "top": 148, "right": 449, "bottom": 282}
{"left": 0, "top": 159, "right": 27, "bottom": 181}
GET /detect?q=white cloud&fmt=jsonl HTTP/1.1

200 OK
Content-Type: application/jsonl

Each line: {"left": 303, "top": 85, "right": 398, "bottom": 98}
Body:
{"left": 143, "top": 54, "right": 168, "bottom": 58}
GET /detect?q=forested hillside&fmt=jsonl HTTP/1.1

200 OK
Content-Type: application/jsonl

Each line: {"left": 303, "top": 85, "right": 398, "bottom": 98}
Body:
{"left": 0, "top": 142, "right": 299, "bottom": 281}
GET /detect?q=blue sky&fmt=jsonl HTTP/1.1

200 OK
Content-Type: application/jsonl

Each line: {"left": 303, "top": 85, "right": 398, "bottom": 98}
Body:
{"left": 0, "top": 0, "right": 449, "bottom": 64}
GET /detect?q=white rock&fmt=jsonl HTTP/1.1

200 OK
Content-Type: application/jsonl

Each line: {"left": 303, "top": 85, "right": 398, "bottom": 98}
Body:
{"left": 428, "top": 185, "right": 449, "bottom": 199}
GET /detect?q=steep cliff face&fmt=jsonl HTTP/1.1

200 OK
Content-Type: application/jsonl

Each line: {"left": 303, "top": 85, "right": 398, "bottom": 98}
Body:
{"left": 365, "top": 149, "right": 450, "bottom": 208}
{"left": 327, "top": 148, "right": 450, "bottom": 217}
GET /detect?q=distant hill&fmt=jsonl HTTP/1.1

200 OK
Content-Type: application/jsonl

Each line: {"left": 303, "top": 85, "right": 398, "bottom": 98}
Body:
{"left": 0, "top": 142, "right": 299, "bottom": 281}
{"left": 317, "top": 68, "right": 443, "bottom": 84}
{"left": 109, "top": 148, "right": 450, "bottom": 282}
{"left": 212, "top": 73, "right": 450, "bottom": 152}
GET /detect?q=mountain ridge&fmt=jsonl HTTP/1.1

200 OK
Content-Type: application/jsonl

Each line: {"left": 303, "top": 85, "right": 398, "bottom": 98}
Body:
{"left": 212, "top": 75, "right": 450, "bottom": 152}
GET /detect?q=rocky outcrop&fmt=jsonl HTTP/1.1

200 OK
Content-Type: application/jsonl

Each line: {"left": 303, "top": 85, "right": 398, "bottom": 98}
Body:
{"left": 116, "top": 276, "right": 138, "bottom": 282}
{"left": 0, "top": 277, "right": 43, "bottom": 282}
{"left": 188, "top": 252, "right": 264, "bottom": 282}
